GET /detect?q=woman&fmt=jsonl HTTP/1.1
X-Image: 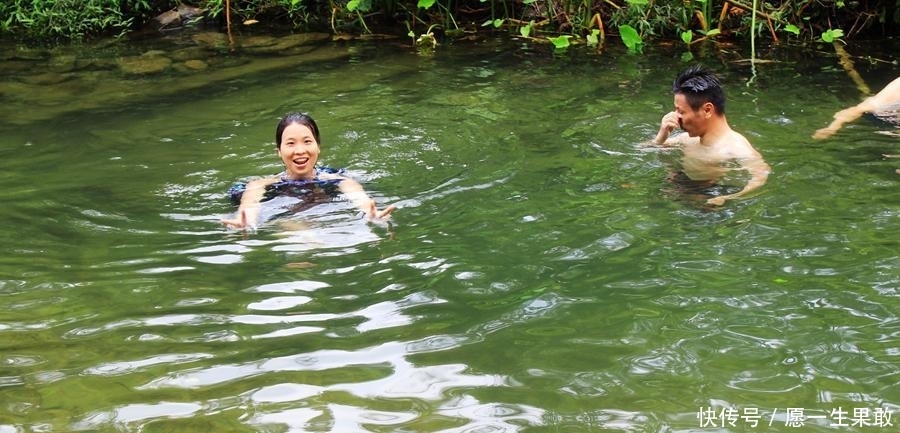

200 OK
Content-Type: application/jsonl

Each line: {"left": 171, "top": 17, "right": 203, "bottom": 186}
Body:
{"left": 221, "top": 112, "right": 395, "bottom": 229}
{"left": 814, "top": 76, "right": 900, "bottom": 139}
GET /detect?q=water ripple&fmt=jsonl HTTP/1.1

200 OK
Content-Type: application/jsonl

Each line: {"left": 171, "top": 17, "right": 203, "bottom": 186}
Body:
{"left": 83, "top": 353, "right": 215, "bottom": 377}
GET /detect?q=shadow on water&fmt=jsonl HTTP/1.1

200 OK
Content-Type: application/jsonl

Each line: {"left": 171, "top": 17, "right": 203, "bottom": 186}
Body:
{"left": 0, "top": 31, "right": 898, "bottom": 432}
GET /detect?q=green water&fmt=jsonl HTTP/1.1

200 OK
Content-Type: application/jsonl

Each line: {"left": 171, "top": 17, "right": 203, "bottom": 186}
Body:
{"left": 1, "top": 34, "right": 898, "bottom": 432}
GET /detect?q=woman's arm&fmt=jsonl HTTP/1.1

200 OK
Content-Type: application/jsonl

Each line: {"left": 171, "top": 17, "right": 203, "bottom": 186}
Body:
{"left": 814, "top": 77, "right": 900, "bottom": 139}
{"left": 221, "top": 176, "right": 280, "bottom": 229}
{"left": 335, "top": 176, "right": 396, "bottom": 221}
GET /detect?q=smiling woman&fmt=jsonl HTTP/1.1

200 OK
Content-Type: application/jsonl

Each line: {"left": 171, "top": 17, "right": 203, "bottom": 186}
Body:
{"left": 221, "top": 112, "right": 396, "bottom": 230}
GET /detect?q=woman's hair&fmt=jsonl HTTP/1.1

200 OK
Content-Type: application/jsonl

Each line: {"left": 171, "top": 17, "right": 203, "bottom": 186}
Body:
{"left": 275, "top": 112, "right": 321, "bottom": 148}
{"left": 672, "top": 65, "right": 726, "bottom": 114}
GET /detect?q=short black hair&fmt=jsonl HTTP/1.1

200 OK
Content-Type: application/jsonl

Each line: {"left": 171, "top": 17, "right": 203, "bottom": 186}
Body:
{"left": 672, "top": 65, "right": 726, "bottom": 114}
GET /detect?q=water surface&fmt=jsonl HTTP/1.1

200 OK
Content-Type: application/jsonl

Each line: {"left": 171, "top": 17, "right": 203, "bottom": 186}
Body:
{"left": 1, "top": 33, "right": 898, "bottom": 432}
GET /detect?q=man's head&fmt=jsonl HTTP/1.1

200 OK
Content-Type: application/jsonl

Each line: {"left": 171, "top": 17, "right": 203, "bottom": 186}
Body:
{"left": 671, "top": 66, "right": 727, "bottom": 137}
{"left": 672, "top": 65, "right": 726, "bottom": 115}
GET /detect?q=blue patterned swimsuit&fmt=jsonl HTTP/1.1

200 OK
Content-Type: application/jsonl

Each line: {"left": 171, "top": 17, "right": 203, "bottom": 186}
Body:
{"left": 227, "top": 166, "right": 344, "bottom": 205}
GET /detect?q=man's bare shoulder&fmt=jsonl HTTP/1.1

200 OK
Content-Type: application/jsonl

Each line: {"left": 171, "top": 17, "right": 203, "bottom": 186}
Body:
{"left": 717, "top": 130, "right": 762, "bottom": 159}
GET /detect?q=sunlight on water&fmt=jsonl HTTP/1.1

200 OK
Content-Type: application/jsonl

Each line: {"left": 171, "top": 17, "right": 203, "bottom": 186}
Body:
{"left": 0, "top": 34, "right": 898, "bottom": 432}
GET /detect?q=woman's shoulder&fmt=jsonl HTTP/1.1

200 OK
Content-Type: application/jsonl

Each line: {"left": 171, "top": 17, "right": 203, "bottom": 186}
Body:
{"left": 316, "top": 165, "right": 345, "bottom": 180}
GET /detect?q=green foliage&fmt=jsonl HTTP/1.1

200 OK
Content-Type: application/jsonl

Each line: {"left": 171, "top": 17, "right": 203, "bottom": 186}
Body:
{"left": 608, "top": 0, "right": 695, "bottom": 43}
{"left": 820, "top": 28, "right": 845, "bottom": 43}
{"left": 547, "top": 34, "right": 572, "bottom": 49}
{"left": 481, "top": 18, "right": 504, "bottom": 28}
{"left": 520, "top": 20, "right": 534, "bottom": 37}
{"left": 618, "top": 24, "right": 642, "bottom": 53}
{"left": 203, "top": 0, "right": 315, "bottom": 29}
{"left": 347, "top": 0, "right": 367, "bottom": 11}
{"left": 0, "top": 0, "right": 896, "bottom": 46}
{"left": 586, "top": 28, "right": 600, "bottom": 46}
{"left": 0, "top": 0, "right": 138, "bottom": 40}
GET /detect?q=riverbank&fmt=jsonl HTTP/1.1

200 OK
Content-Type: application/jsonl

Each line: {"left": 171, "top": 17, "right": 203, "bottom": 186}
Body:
{"left": 2, "top": 25, "right": 898, "bottom": 130}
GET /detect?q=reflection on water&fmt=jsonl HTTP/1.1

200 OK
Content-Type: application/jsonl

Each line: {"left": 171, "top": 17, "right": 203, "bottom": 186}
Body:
{"left": 0, "top": 34, "right": 898, "bottom": 432}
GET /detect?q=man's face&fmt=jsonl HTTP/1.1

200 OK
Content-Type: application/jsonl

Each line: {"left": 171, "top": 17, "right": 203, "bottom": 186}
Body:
{"left": 673, "top": 93, "right": 708, "bottom": 138}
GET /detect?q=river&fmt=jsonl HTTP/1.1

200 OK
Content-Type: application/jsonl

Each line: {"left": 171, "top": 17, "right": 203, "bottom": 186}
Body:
{"left": 1, "top": 30, "right": 898, "bottom": 432}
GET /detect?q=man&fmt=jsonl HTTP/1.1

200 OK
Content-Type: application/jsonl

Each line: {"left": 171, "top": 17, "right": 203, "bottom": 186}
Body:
{"left": 652, "top": 65, "right": 770, "bottom": 206}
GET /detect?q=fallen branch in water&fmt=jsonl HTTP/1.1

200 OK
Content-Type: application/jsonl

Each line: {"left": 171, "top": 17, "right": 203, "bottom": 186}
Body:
{"left": 833, "top": 42, "right": 871, "bottom": 96}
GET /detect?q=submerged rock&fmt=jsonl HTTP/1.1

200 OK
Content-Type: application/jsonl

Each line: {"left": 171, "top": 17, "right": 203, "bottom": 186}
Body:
{"left": 169, "top": 46, "right": 206, "bottom": 62}
{"left": 48, "top": 54, "right": 77, "bottom": 72}
{"left": 183, "top": 59, "right": 208, "bottom": 70}
{"left": 117, "top": 52, "right": 173, "bottom": 75}
{"left": 239, "top": 35, "right": 278, "bottom": 49}
{"left": 191, "top": 32, "right": 229, "bottom": 51}
{"left": 21, "top": 72, "right": 71, "bottom": 85}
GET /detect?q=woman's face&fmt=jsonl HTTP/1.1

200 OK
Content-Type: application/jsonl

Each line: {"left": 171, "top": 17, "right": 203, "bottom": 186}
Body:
{"left": 277, "top": 122, "right": 321, "bottom": 180}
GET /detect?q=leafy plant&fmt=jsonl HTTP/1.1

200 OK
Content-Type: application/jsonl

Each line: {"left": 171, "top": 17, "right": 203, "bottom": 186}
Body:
{"left": 820, "top": 28, "right": 845, "bottom": 43}
{"left": 1, "top": 0, "right": 135, "bottom": 40}
{"left": 547, "top": 34, "right": 572, "bottom": 49}
{"left": 618, "top": 24, "right": 642, "bottom": 53}
{"left": 586, "top": 28, "right": 600, "bottom": 46}
{"left": 689, "top": 0, "right": 713, "bottom": 33}
{"left": 520, "top": 20, "right": 534, "bottom": 37}
{"left": 414, "top": 0, "right": 459, "bottom": 33}
{"left": 481, "top": 18, "right": 504, "bottom": 28}
{"left": 0, "top": 0, "right": 894, "bottom": 47}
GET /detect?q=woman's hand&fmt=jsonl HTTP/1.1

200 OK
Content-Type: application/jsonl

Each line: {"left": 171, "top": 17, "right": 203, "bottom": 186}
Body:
{"left": 363, "top": 199, "right": 396, "bottom": 222}
{"left": 221, "top": 204, "right": 260, "bottom": 230}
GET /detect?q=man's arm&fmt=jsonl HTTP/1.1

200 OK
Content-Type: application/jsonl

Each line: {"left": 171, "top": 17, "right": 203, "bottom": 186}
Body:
{"left": 652, "top": 111, "right": 681, "bottom": 146}
{"left": 706, "top": 156, "right": 770, "bottom": 206}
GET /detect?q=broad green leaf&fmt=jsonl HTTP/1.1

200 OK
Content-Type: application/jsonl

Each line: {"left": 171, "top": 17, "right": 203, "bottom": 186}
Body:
{"left": 681, "top": 30, "right": 692, "bottom": 44}
{"left": 418, "top": 0, "right": 436, "bottom": 9}
{"left": 586, "top": 28, "right": 599, "bottom": 46}
{"left": 820, "top": 28, "right": 844, "bottom": 43}
{"left": 520, "top": 20, "right": 534, "bottom": 37}
{"left": 784, "top": 24, "right": 800, "bottom": 35}
{"left": 619, "top": 24, "right": 642, "bottom": 53}
{"left": 547, "top": 35, "right": 571, "bottom": 49}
